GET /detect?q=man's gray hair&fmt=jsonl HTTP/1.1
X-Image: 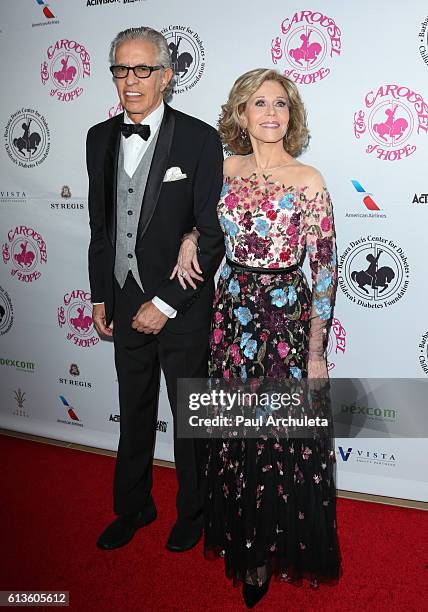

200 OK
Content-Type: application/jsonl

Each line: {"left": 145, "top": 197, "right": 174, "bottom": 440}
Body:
{"left": 109, "top": 27, "right": 174, "bottom": 98}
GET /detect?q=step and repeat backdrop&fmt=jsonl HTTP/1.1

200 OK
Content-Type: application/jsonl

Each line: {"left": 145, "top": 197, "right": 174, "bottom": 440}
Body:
{"left": 0, "top": 1, "right": 427, "bottom": 501}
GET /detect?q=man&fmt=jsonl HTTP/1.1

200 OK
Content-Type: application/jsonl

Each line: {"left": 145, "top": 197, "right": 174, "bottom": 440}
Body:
{"left": 87, "top": 27, "right": 224, "bottom": 552}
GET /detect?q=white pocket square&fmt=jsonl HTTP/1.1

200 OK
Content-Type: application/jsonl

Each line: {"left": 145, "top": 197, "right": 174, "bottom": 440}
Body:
{"left": 163, "top": 167, "right": 187, "bottom": 182}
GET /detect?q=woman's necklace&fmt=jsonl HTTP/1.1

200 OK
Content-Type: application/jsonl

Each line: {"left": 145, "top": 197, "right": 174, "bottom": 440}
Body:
{"left": 255, "top": 162, "right": 296, "bottom": 172}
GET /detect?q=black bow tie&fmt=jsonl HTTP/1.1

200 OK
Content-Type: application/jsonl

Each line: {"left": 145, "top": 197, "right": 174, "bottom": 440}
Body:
{"left": 120, "top": 123, "right": 151, "bottom": 140}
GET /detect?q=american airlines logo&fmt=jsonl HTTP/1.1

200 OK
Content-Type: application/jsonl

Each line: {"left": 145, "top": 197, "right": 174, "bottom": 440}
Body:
{"left": 351, "top": 179, "right": 380, "bottom": 211}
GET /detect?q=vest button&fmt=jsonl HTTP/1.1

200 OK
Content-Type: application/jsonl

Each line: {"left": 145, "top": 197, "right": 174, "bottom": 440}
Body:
{"left": 128, "top": 188, "right": 134, "bottom": 194}
{"left": 127, "top": 210, "right": 133, "bottom": 215}
{"left": 128, "top": 253, "right": 133, "bottom": 259}
{"left": 127, "top": 232, "right": 132, "bottom": 238}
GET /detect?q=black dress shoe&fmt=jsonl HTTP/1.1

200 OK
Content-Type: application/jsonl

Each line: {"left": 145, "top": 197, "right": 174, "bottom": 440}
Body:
{"left": 165, "top": 518, "right": 203, "bottom": 552}
{"left": 97, "top": 501, "right": 157, "bottom": 550}
{"left": 242, "top": 578, "right": 270, "bottom": 609}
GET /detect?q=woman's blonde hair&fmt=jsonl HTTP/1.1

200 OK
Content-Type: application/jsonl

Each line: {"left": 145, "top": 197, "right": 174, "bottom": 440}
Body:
{"left": 218, "top": 68, "right": 310, "bottom": 157}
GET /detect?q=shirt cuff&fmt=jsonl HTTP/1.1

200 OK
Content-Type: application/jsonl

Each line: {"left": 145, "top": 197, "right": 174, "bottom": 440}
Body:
{"left": 152, "top": 296, "right": 177, "bottom": 318}
{"left": 92, "top": 302, "right": 104, "bottom": 305}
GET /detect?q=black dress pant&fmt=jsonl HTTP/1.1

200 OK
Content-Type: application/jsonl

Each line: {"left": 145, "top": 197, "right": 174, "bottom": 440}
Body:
{"left": 112, "top": 274, "right": 209, "bottom": 521}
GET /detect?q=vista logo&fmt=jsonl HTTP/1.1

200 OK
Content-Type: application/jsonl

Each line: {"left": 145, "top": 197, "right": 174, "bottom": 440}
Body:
{"left": 351, "top": 180, "right": 380, "bottom": 211}
{"left": 59, "top": 395, "right": 79, "bottom": 421}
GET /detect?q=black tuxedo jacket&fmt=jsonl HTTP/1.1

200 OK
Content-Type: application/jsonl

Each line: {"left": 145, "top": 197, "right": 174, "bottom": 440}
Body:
{"left": 86, "top": 104, "right": 225, "bottom": 332}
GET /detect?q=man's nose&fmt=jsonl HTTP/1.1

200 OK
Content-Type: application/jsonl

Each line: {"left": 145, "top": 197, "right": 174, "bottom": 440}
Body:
{"left": 125, "top": 69, "right": 138, "bottom": 85}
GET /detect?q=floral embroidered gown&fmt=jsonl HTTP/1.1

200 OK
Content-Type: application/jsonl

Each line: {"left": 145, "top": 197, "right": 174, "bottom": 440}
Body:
{"left": 204, "top": 172, "right": 341, "bottom": 586}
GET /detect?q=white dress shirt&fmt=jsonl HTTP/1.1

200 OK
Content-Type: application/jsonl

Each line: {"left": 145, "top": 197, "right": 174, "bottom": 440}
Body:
{"left": 122, "top": 102, "right": 164, "bottom": 178}
{"left": 93, "top": 102, "right": 177, "bottom": 319}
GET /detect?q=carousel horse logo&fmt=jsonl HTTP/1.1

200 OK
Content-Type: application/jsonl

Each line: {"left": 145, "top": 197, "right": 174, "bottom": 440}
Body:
{"left": 4, "top": 108, "right": 50, "bottom": 168}
{"left": 2, "top": 225, "right": 47, "bottom": 283}
{"left": 339, "top": 236, "right": 410, "bottom": 308}
{"left": 41, "top": 38, "right": 91, "bottom": 102}
{"left": 57, "top": 289, "right": 99, "bottom": 349}
{"left": 353, "top": 83, "right": 428, "bottom": 161}
{"left": 13, "top": 119, "right": 41, "bottom": 158}
{"left": 350, "top": 251, "right": 394, "bottom": 295}
{"left": 271, "top": 10, "right": 341, "bottom": 85}
{"left": 0, "top": 286, "right": 14, "bottom": 336}
{"left": 161, "top": 25, "right": 205, "bottom": 94}
{"left": 289, "top": 30, "right": 322, "bottom": 66}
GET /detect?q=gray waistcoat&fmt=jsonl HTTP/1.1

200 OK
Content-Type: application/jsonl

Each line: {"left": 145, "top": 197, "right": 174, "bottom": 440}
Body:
{"left": 114, "top": 128, "right": 160, "bottom": 290}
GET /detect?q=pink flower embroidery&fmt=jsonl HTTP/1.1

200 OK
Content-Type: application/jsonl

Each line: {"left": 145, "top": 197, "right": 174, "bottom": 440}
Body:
{"left": 230, "top": 343, "right": 240, "bottom": 356}
{"left": 213, "top": 328, "right": 224, "bottom": 344}
{"left": 321, "top": 216, "right": 331, "bottom": 232}
{"left": 277, "top": 341, "right": 290, "bottom": 358}
{"left": 288, "top": 232, "right": 298, "bottom": 248}
{"left": 225, "top": 193, "right": 239, "bottom": 210}
{"left": 233, "top": 352, "right": 242, "bottom": 365}
{"left": 214, "top": 311, "right": 224, "bottom": 323}
{"left": 261, "top": 199, "right": 273, "bottom": 211}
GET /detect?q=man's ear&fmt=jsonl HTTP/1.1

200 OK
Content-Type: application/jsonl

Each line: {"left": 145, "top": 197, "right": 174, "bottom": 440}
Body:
{"left": 161, "top": 67, "right": 174, "bottom": 92}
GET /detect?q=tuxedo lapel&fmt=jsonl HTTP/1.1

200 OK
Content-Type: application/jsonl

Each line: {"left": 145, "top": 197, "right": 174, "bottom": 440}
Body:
{"left": 104, "top": 113, "right": 122, "bottom": 246}
{"left": 137, "top": 104, "right": 175, "bottom": 240}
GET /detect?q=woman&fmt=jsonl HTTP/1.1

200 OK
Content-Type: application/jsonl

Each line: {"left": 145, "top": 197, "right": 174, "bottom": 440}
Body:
{"left": 172, "top": 69, "right": 341, "bottom": 607}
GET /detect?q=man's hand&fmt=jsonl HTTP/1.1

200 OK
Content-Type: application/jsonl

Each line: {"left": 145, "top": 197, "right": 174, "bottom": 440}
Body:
{"left": 92, "top": 303, "right": 113, "bottom": 337}
{"left": 132, "top": 301, "right": 168, "bottom": 334}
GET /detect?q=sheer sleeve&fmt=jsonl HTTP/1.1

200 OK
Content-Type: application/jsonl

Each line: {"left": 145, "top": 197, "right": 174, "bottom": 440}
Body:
{"left": 302, "top": 173, "right": 337, "bottom": 362}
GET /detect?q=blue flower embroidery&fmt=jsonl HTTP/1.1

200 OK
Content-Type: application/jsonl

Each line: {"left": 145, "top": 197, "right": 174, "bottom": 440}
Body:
{"left": 288, "top": 286, "right": 297, "bottom": 306}
{"left": 240, "top": 332, "right": 252, "bottom": 349}
{"left": 279, "top": 193, "right": 295, "bottom": 209}
{"left": 228, "top": 278, "right": 241, "bottom": 297}
{"left": 255, "top": 218, "right": 270, "bottom": 238}
{"left": 240, "top": 365, "right": 248, "bottom": 382}
{"left": 244, "top": 339, "right": 257, "bottom": 359}
{"left": 290, "top": 367, "right": 302, "bottom": 380}
{"left": 314, "top": 297, "right": 331, "bottom": 321}
{"left": 220, "top": 216, "right": 239, "bottom": 237}
{"left": 234, "top": 307, "right": 253, "bottom": 326}
{"left": 220, "top": 182, "right": 229, "bottom": 198}
{"left": 220, "top": 264, "right": 232, "bottom": 279}
{"left": 270, "top": 288, "right": 287, "bottom": 308}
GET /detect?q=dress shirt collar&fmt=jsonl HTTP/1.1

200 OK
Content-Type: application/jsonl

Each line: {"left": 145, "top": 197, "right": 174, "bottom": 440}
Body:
{"left": 123, "top": 101, "right": 164, "bottom": 133}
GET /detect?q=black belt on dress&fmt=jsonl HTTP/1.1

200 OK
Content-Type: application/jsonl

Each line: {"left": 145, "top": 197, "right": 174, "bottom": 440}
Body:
{"left": 226, "top": 257, "right": 300, "bottom": 275}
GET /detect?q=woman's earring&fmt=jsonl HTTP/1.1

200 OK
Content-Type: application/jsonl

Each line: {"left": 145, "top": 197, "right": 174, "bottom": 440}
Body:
{"left": 240, "top": 128, "right": 248, "bottom": 141}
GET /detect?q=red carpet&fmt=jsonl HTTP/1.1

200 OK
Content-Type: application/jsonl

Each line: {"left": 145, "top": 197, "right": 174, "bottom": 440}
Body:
{"left": 0, "top": 435, "right": 426, "bottom": 611}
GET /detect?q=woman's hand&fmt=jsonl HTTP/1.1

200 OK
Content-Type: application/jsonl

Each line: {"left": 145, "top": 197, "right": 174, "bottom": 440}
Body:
{"left": 170, "top": 231, "right": 203, "bottom": 290}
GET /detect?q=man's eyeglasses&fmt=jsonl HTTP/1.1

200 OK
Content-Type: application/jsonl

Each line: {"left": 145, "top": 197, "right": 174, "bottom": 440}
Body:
{"left": 109, "top": 64, "right": 164, "bottom": 79}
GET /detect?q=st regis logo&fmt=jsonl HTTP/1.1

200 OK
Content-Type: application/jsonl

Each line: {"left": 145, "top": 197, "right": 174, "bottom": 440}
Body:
{"left": 271, "top": 10, "right": 341, "bottom": 85}
{"left": 2, "top": 226, "right": 47, "bottom": 283}
{"left": 353, "top": 84, "right": 428, "bottom": 161}
{"left": 57, "top": 289, "right": 99, "bottom": 348}
{"left": 40, "top": 38, "right": 91, "bottom": 102}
